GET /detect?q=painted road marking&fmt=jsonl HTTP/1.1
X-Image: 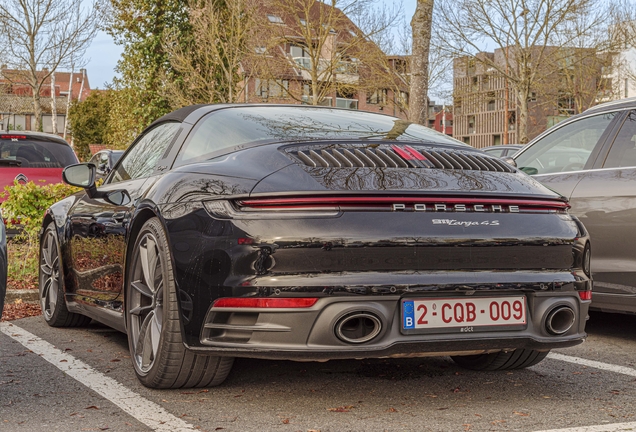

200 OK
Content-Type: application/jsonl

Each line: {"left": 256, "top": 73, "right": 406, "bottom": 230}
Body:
{"left": 536, "top": 421, "right": 636, "bottom": 431}
{"left": 0, "top": 322, "right": 198, "bottom": 432}
{"left": 534, "top": 353, "right": 636, "bottom": 432}
{"left": 548, "top": 352, "right": 636, "bottom": 377}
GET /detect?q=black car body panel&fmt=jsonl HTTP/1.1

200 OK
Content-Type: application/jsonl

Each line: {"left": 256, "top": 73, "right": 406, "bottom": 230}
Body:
{"left": 43, "top": 105, "right": 590, "bottom": 368}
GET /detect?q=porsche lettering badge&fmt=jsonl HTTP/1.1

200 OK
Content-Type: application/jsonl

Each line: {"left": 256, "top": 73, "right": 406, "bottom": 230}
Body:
{"left": 392, "top": 203, "right": 519, "bottom": 213}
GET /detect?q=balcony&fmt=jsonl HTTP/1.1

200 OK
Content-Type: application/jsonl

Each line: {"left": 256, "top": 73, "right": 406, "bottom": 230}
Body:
{"left": 293, "top": 57, "right": 359, "bottom": 83}
{"left": 335, "top": 98, "right": 358, "bottom": 110}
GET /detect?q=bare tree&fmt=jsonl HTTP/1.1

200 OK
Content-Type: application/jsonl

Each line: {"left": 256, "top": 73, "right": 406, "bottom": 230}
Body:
{"left": 436, "top": 0, "right": 620, "bottom": 143}
{"left": 162, "top": 0, "right": 255, "bottom": 107}
{"left": 250, "top": 0, "right": 401, "bottom": 107}
{"left": 409, "top": 0, "right": 434, "bottom": 125}
{"left": 0, "top": 0, "right": 99, "bottom": 131}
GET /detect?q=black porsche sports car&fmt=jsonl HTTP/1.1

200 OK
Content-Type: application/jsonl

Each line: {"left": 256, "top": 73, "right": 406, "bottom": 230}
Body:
{"left": 40, "top": 105, "right": 592, "bottom": 389}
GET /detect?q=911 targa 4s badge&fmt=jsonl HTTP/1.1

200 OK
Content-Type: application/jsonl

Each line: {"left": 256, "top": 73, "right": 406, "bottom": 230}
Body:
{"left": 39, "top": 104, "right": 592, "bottom": 389}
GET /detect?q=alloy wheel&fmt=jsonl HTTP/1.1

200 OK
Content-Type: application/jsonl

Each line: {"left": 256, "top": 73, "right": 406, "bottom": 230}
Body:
{"left": 129, "top": 233, "right": 164, "bottom": 374}
{"left": 39, "top": 230, "right": 59, "bottom": 321}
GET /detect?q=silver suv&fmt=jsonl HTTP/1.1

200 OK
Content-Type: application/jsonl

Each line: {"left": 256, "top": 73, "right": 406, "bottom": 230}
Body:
{"left": 513, "top": 98, "right": 636, "bottom": 314}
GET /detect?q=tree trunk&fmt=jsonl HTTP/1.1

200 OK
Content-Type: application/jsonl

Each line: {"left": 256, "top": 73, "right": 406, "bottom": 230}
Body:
{"left": 32, "top": 90, "right": 42, "bottom": 132}
{"left": 64, "top": 70, "right": 74, "bottom": 139}
{"left": 517, "top": 89, "right": 529, "bottom": 144}
{"left": 51, "top": 71, "right": 58, "bottom": 134}
{"left": 409, "top": 0, "right": 435, "bottom": 125}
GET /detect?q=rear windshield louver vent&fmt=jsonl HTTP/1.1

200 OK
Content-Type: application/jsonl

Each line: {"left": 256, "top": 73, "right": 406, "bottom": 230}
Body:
{"left": 290, "top": 146, "right": 514, "bottom": 173}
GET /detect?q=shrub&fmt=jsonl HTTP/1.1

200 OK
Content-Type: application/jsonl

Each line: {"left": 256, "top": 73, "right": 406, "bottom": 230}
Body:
{"left": 1, "top": 181, "right": 81, "bottom": 285}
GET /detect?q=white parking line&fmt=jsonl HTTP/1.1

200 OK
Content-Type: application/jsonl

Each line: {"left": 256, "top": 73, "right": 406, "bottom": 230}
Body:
{"left": 547, "top": 352, "right": 636, "bottom": 377}
{"left": 0, "top": 322, "right": 198, "bottom": 432}
{"left": 534, "top": 353, "right": 636, "bottom": 432}
{"left": 536, "top": 421, "right": 636, "bottom": 431}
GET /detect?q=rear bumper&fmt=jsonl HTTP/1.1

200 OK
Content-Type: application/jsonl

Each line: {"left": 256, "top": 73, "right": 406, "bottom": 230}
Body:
{"left": 187, "top": 292, "right": 590, "bottom": 360}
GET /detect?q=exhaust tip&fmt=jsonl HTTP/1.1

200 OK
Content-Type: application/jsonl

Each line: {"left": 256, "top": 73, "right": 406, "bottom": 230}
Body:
{"left": 335, "top": 312, "right": 382, "bottom": 344}
{"left": 546, "top": 306, "right": 575, "bottom": 335}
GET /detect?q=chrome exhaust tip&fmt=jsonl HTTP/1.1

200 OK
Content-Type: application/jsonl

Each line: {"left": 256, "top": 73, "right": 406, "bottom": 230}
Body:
{"left": 546, "top": 306, "right": 575, "bottom": 335}
{"left": 335, "top": 312, "right": 382, "bottom": 344}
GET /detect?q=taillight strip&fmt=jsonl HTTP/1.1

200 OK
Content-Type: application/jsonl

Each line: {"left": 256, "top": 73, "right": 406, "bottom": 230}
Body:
{"left": 238, "top": 196, "right": 570, "bottom": 210}
{"left": 212, "top": 297, "right": 319, "bottom": 308}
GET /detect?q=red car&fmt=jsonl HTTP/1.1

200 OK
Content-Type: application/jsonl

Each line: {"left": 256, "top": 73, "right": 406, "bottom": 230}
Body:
{"left": 0, "top": 131, "right": 79, "bottom": 201}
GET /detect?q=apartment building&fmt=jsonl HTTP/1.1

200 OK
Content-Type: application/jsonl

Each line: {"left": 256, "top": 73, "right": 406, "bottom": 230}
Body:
{"left": 241, "top": 1, "right": 409, "bottom": 119}
{"left": 453, "top": 48, "right": 604, "bottom": 147}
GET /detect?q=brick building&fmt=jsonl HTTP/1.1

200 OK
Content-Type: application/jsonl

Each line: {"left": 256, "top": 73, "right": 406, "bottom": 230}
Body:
{"left": 452, "top": 47, "right": 604, "bottom": 147}
{"left": 240, "top": 1, "right": 409, "bottom": 119}
{"left": 0, "top": 68, "right": 90, "bottom": 133}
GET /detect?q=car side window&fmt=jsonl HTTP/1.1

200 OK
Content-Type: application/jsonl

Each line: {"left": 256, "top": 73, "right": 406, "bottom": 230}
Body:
{"left": 88, "top": 153, "right": 100, "bottom": 165}
{"left": 603, "top": 111, "right": 636, "bottom": 169}
{"left": 109, "top": 122, "right": 180, "bottom": 184}
{"left": 515, "top": 112, "right": 616, "bottom": 175}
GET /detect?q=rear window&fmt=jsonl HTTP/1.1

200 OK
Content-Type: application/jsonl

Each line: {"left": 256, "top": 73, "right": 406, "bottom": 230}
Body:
{"left": 0, "top": 135, "right": 78, "bottom": 168}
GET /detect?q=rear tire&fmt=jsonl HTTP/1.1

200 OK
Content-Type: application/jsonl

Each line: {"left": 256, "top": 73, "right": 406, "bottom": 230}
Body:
{"left": 126, "top": 218, "right": 234, "bottom": 389}
{"left": 39, "top": 223, "right": 91, "bottom": 327}
{"left": 451, "top": 349, "right": 549, "bottom": 371}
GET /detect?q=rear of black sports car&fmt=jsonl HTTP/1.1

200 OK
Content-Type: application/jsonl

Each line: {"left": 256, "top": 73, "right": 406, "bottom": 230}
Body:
{"left": 162, "top": 138, "right": 591, "bottom": 369}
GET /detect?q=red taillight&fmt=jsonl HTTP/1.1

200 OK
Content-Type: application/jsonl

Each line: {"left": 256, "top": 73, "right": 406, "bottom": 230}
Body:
{"left": 237, "top": 196, "right": 570, "bottom": 211}
{"left": 391, "top": 144, "right": 414, "bottom": 160}
{"left": 578, "top": 291, "right": 592, "bottom": 301}
{"left": 403, "top": 145, "right": 427, "bottom": 161}
{"left": 0, "top": 135, "right": 26, "bottom": 140}
{"left": 212, "top": 297, "right": 319, "bottom": 308}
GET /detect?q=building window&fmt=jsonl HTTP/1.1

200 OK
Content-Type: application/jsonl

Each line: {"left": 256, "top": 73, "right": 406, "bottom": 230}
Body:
{"left": 256, "top": 79, "right": 289, "bottom": 99}
{"left": 299, "top": 19, "right": 307, "bottom": 26}
{"left": 290, "top": 44, "right": 309, "bottom": 58}
{"left": 528, "top": 92, "right": 537, "bottom": 102}
{"left": 468, "top": 115, "right": 475, "bottom": 133}
{"left": 493, "top": 134, "right": 501, "bottom": 146}
{"left": 463, "top": 137, "right": 471, "bottom": 145}
{"left": 558, "top": 92, "right": 575, "bottom": 114}
{"left": 366, "top": 89, "right": 387, "bottom": 105}
{"left": 267, "top": 14, "right": 283, "bottom": 24}
{"left": 398, "top": 91, "right": 409, "bottom": 106}
{"left": 487, "top": 100, "right": 495, "bottom": 111}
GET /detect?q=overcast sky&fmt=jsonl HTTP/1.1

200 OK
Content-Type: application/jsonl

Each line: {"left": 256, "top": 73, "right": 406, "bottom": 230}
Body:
{"left": 84, "top": 0, "right": 415, "bottom": 89}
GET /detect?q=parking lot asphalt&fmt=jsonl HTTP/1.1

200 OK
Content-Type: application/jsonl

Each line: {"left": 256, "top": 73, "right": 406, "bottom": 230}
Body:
{"left": 1, "top": 311, "right": 636, "bottom": 432}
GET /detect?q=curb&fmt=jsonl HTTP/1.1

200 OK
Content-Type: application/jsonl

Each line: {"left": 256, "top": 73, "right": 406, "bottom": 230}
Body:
{"left": 5, "top": 289, "right": 39, "bottom": 304}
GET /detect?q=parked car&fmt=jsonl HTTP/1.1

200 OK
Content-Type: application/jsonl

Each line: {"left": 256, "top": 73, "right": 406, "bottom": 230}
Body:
{"left": 88, "top": 150, "right": 124, "bottom": 180}
{"left": 0, "top": 131, "right": 79, "bottom": 199}
{"left": 41, "top": 105, "right": 590, "bottom": 388}
{"left": 513, "top": 97, "right": 636, "bottom": 314}
{"left": 482, "top": 144, "right": 525, "bottom": 158}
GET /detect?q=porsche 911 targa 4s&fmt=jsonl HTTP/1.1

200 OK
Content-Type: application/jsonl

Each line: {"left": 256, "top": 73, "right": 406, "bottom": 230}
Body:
{"left": 40, "top": 105, "right": 592, "bottom": 389}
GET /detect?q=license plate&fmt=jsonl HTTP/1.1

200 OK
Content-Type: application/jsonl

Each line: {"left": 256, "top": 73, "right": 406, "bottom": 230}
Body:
{"left": 402, "top": 296, "right": 527, "bottom": 334}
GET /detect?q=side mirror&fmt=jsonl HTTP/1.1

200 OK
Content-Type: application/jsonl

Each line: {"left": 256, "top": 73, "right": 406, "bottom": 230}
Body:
{"left": 105, "top": 190, "right": 131, "bottom": 206}
{"left": 63, "top": 163, "right": 95, "bottom": 187}
{"left": 502, "top": 157, "right": 517, "bottom": 167}
{"left": 63, "top": 163, "right": 99, "bottom": 198}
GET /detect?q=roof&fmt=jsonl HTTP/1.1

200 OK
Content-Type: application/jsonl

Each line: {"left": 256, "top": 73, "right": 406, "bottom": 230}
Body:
{"left": 0, "top": 130, "right": 70, "bottom": 145}
{"left": 148, "top": 104, "right": 212, "bottom": 127}
{"left": 0, "top": 94, "right": 69, "bottom": 114}
{"left": 584, "top": 97, "right": 636, "bottom": 115}
{"left": 0, "top": 68, "right": 91, "bottom": 101}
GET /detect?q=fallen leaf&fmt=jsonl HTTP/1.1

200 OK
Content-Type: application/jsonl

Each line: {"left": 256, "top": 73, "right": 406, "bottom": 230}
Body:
{"left": 60, "top": 359, "right": 68, "bottom": 363}
{"left": 282, "top": 419, "right": 290, "bottom": 424}
{"left": 514, "top": 411, "right": 529, "bottom": 417}
{"left": 85, "top": 406, "right": 99, "bottom": 410}
{"left": 327, "top": 405, "right": 353, "bottom": 412}
{"left": 387, "top": 407, "right": 398, "bottom": 413}
{"left": 110, "top": 359, "right": 120, "bottom": 362}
